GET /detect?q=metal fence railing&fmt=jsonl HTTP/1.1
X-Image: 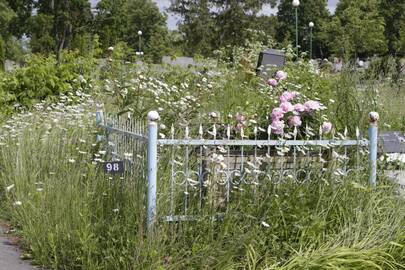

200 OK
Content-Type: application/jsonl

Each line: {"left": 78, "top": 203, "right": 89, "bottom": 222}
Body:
{"left": 96, "top": 110, "right": 379, "bottom": 232}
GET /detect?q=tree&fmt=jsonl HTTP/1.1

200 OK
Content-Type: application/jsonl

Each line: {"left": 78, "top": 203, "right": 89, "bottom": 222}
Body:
{"left": 253, "top": 15, "right": 278, "bottom": 42}
{"left": 170, "top": 0, "right": 216, "bottom": 56}
{"left": 5, "top": 0, "right": 33, "bottom": 38}
{"left": 95, "top": 0, "right": 169, "bottom": 62}
{"left": 276, "top": 0, "right": 330, "bottom": 58}
{"left": 325, "top": 0, "right": 387, "bottom": 59}
{"left": 0, "top": 0, "right": 16, "bottom": 67}
{"left": 27, "top": 14, "right": 55, "bottom": 54}
{"left": 170, "top": 0, "right": 277, "bottom": 57}
{"left": 125, "top": 0, "right": 169, "bottom": 61}
{"left": 379, "top": 0, "right": 405, "bottom": 55}
{"left": 0, "top": 0, "right": 15, "bottom": 35}
{"left": 94, "top": 0, "right": 127, "bottom": 48}
{"left": 27, "top": 0, "right": 93, "bottom": 60}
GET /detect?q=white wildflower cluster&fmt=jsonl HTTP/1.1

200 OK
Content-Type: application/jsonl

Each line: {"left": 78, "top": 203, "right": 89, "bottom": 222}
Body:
{"left": 102, "top": 69, "right": 221, "bottom": 138}
{"left": 0, "top": 88, "right": 100, "bottom": 199}
{"left": 211, "top": 153, "right": 227, "bottom": 170}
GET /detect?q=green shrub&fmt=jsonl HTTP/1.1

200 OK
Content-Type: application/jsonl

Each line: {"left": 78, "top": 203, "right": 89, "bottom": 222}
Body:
{"left": 0, "top": 51, "right": 96, "bottom": 114}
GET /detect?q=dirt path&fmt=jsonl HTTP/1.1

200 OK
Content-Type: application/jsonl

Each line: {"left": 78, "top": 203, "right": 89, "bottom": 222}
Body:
{"left": 0, "top": 225, "right": 37, "bottom": 270}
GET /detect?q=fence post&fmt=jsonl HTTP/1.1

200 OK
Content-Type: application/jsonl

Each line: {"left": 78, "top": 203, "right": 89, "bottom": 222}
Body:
{"left": 96, "top": 108, "right": 104, "bottom": 142}
{"left": 96, "top": 111, "right": 103, "bottom": 126}
{"left": 368, "top": 112, "right": 379, "bottom": 186}
{"left": 147, "top": 111, "right": 160, "bottom": 232}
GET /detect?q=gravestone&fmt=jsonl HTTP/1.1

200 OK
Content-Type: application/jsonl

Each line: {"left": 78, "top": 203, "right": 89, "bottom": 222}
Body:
{"left": 256, "top": 49, "right": 285, "bottom": 76}
{"left": 379, "top": 132, "right": 405, "bottom": 154}
{"left": 4, "top": 60, "right": 21, "bottom": 72}
{"left": 380, "top": 132, "right": 405, "bottom": 191}
{"left": 332, "top": 58, "right": 343, "bottom": 73}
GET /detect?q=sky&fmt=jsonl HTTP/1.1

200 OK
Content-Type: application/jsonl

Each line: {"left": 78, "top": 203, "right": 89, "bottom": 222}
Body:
{"left": 90, "top": 0, "right": 339, "bottom": 30}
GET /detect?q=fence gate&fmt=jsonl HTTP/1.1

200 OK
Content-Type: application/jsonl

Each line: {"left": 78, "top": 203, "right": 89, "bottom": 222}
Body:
{"left": 96, "top": 110, "right": 148, "bottom": 185}
{"left": 97, "top": 110, "right": 379, "bottom": 232}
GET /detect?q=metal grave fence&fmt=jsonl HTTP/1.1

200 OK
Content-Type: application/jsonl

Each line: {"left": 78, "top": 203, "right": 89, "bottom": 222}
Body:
{"left": 96, "top": 110, "right": 379, "bottom": 231}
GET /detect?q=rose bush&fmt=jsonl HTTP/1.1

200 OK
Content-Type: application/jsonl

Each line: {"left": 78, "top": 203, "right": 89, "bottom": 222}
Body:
{"left": 101, "top": 60, "right": 358, "bottom": 140}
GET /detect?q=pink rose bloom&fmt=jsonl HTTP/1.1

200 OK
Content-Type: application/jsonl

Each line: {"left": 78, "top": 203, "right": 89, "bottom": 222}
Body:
{"left": 294, "top": 103, "right": 306, "bottom": 113}
{"left": 275, "top": 70, "right": 288, "bottom": 81}
{"left": 236, "top": 122, "right": 244, "bottom": 130}
{"left": 235, "top": 112, "right": 246, "bottom": 123}
{"left": 280, "top": 101, "right": 294, "bottom": 113}
{"left": 322, "top": 122, "right": 332, "bottom": 134}
{"left": 279, "top": 91, "right": 298, "bottom": 102}
{"left": 271, "top": 120, "right": 285, "bottom": 135}
{"left": 267, "top": 78, "right": 278, "bottom": 87}
{"left": 304, "top": 100, "right": 322, "bottom": 112}
{"left": 288, "top": 115, "right": 302, "bottom": 127}
{"left": 271, "top": 108, "right": 284, "bottom": 121}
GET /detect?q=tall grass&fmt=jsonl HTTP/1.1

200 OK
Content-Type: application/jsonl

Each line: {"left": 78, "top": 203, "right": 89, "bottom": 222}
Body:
{"left": 0, "top": 93, "right": 404, "bottom": 269}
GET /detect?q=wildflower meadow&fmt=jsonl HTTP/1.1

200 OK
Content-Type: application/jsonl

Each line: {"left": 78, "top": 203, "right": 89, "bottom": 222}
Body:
{"left": 0, "top": 47, "right": 403, "bottom": 270}
{"left": 0, "top": 0, "right": 404, "bottom": 268}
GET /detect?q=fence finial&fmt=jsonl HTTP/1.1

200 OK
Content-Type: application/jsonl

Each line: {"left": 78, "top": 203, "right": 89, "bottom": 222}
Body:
{"left": 147, "top": 111, "right": 160, "bottom": 122}
{"left": 369, "top": 112, "right": 379, "bottom": 124}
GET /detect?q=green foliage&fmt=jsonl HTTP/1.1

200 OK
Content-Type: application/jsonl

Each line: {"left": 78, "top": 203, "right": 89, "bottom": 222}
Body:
{"left": 0, "top": 0, "right": 15, "bottom": 34}
{"left": 0, "top": 0, "right": 16, "bottom": 66}
{"left": 380, "top": 0, "right": 405, "bottom": 55}
{"left": 3, "top": 37, "right": 25, "bottom": 62}
{"left": 94, "top": 0, "right": 127, "bottom": 47}
{"left": 0, "top": 0, "right": 403, "bottom": 61}
{"left": 170, "top": 0, "right": 278, "bottom": 57}
{"left": 170, "top": 0, "right": 216, "bottom": 56}
{"left": 26, "top": 14, "right": 54, "bottom": 54}
{"left": 326, "top": 0, "right": 388, "bottom": 59}
{"left": 95, "top": 0, "right": 169, "bottom": 63}
{"left": 169, "top": 0, "right": 402, "bottom": 59}
{"left": 0, "top": 36, "right": 4, "bottom": 68}
{"left": 0, "top": 52, "right": 96, "bottom": 114}
{"left": 125, "top": 0, "right": 169, "bottom": 62}
{"left": 27, "top": 0, "right": 93, "bottom": 56}
{"left": 70, "top": 33, "right": 102, "bottom": 58}
{"left": 4, "top": 0, "right": 32, "bottom": 38}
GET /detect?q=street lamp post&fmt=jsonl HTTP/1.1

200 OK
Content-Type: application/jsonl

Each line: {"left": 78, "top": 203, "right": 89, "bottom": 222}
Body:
{"left": 138, "top": 30, "right": 143, "bottom": 56}
{"left": 309, "top": 21, "right": 314, "bottom": 59}
{"left": 292, "top": 0, "right": 300, "bottom": 56}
